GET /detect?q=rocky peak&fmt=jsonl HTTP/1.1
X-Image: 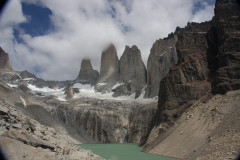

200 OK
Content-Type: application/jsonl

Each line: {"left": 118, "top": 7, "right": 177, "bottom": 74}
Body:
{"left": 98, "top": 43, "right": 119, "bottom": 83}
{"left": 0, "top": 47, "right": 13, "bottom": 70}
{"left": 149, "top": 0, "right": 240, "bottom": 142}
{"left": 145, "top": 35, "right": 178, "bottom": 98}
{"left": 76, "top": 58, "right": 99, "bottom": 85}
{"left": 118, "top": 45, "right": 147, "bottom": 98}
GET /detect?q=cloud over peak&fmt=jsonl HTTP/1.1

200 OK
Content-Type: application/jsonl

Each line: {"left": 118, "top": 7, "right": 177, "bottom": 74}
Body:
{"left": 0, "top": 0, "right": 215, "bottom": 80}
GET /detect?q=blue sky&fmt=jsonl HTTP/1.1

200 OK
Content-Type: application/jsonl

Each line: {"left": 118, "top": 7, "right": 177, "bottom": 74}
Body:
{"left": 0, "top": 0, "right": 215, "bottom": 80}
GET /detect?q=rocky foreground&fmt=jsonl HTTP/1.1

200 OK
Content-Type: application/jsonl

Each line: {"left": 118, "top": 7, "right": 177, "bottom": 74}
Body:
{"left": 0, "top": 81, "right": 103, "bottom": 160}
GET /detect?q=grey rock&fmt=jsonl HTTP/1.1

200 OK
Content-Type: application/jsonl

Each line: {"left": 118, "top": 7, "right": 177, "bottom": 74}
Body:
{"left": 112, "top": 82, "right": 131, "bottom": 97}
{"left": 145, "top": 35, "right": 178, "bottom": 98}
{"left": 119, "top": 45, "right": 147, "bottom": 98}
{"left": 18, "top": 70, "right": 37, "bottom": 79}
{"left": 98, "top": 44, "right": 119, "bottom": 83}
{"left": 64, "top": 87, "right": 79, "bottom": 99}
{"left": 2, "top": 129, "right": 55, "bottom": 151}
{"left": 12, "top": 123, "right": 22, "bottom": 129}
{"left": 76, "top": 59, "right": 99, "bottom": 85}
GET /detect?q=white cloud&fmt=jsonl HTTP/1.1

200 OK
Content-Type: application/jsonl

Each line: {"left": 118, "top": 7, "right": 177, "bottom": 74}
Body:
{"left": 191, "top": 2, "right": 215, "bottom": 22}
{"left": 0, "top": 0, "right": 215, "bottom": 80}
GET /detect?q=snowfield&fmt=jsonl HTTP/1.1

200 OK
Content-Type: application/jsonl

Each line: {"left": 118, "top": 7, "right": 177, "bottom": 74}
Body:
{"left": 7, "top": 82, "right": 157, "bottom": 103}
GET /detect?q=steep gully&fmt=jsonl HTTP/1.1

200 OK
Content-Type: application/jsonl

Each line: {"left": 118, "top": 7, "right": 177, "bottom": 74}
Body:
{"left": 0, "top": 0, "right": 240, "bottom": 158}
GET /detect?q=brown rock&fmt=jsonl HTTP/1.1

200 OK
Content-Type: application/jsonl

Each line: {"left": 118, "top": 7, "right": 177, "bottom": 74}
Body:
{"left": 155, "top": 21, "right": 215, "bottom": 130}
{"left": 0, "top": 47, "right": 13, "bottom": 70}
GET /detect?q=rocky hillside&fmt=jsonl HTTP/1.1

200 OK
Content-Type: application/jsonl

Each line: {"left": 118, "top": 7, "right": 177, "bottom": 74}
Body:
{"left": 144, "top": 90, "right": 240, "bottom": 160}
{"left": 144, "top": 0, "right": 240, "bottom": 159}
{"left": 0, "top": 81, "right": 103, "bottom": 160}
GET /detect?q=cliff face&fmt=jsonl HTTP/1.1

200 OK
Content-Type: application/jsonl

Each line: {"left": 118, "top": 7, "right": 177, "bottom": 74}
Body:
{"left": 0, "top": 47, "right": 13, "bottom": 70}
{"left": 98, "top": 44, "right": 119, "bottom": 84}
{"left": 213, "top": 0, "right": 240, "bottom": 94}
{"left": 76, "top": 59, "right": 99, "bottom": 85}
{"left": 152, "top": 0, "right": 240, "bottom": 130}
{"left": 118, "top": 45, "right": 147, "bottom": 98}
{"left": 157, "top": 21, "right": 215, "bottom": 127}
{"left": 51, "top": 98, "right": 157, "bottom": 144}
{"left": 146, "top": 0, "right": 240, "bottom": 158}
{"left": 145, "top": 35, "right": 178, "bottom": 98}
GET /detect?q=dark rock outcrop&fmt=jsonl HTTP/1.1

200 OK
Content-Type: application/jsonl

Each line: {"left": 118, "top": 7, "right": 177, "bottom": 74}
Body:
{"left": 118, "top": 45, "right": 147, "bottom": 98}
{"left": 213, "top": 0, "right": 240, "bottom": 94}
{"left": 154, "top": 21, "right": 216, "bottom": 130}
{"left": 19, "top": 70, "right": 37, "bottom": 79}
{"left": 145, "top": 35, "right": 178, "bottom": 98}
{"left": 149, "top": 0, "right": 240, "bottom": 142}
{"left": 76, "top": 59, "right": 99, "bottom": 85}
{"left": 98, "top": 44, "right": 119, "bottom": 83}
{"left": 0, "top": 47, "right": 13, "bottom": 70}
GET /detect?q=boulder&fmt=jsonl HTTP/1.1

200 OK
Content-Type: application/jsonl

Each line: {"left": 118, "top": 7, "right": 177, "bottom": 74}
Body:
{"left": 119, "top": 45, "right": 147, "bottom": 98}
{"left": 76, "top": 59, "right": 99, "bottom": 85}
{"left": 64, "top": 87, "right": 80, "bottom": 99}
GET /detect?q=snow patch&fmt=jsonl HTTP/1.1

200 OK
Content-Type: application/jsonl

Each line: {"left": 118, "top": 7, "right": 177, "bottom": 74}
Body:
{"left": 6, "top": 83, "right": 18, "bottom": 88}
{"left": 27, "top": 84, "right": 66, "bottom": 101}
{"left": 96, "top": 83, "right": 106, "bottom": 87}
{"left": 72, "top": 83, "right": 157, "bottom": 104}
{"left": 112, "top": 83, "right": 124, "bottom": 90}
{"left": 22, "top": 78, "right": 35, "bottom": 81}
{"left": 20, "top": 96, "right": 26, "bottom": 108}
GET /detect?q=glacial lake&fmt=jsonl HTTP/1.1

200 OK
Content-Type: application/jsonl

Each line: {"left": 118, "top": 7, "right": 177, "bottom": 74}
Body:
{"left": 79, "top": 143, "right": 178, "bottom": 160}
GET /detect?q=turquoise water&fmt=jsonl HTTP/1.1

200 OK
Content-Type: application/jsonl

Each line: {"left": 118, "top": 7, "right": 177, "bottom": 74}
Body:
{"left": 79, "top": 143, "right": 178, "bottom": 160}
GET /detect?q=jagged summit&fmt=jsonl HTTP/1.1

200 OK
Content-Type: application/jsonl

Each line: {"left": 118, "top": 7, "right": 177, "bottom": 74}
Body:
{"left": 76, "top": 58, "right": 99, "bottom": 85}
{"left": 0, "top": 47, "right": 13, "bottom": 71}
{"left": 118, "top": 45, "right": 147, "bottom": 98}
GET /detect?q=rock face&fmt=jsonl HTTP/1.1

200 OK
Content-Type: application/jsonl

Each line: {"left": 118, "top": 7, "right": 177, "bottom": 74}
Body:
{"left": 213, "top": 0, "right": 240, "bottom": 94}
{"left": 76, "top": 59, "right": 99, "bottom": 85}
{"left": 0, "top": 47, "right": 13, "bottom": 70}
{"left": 51, "top": 98, "right": 157, "bottom": 145}
{"left": 155, "top": 21, "right": 215, "bottom": 131}
{"left": 119, "top": 45, "right": 147, "bottom": 98}
{"left": 146, "top": 1, "right": 240, "bottom": 159}
{"left": 98, "top": 44, "right": 119, "bottom": 83}
{"left": 145, "top": 35, "right": 178, "bottom": 98}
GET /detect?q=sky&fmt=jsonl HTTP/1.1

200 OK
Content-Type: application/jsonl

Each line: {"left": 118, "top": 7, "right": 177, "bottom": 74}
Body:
{"left": 0, "top": 0, "right": 215, "bottom": 80}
